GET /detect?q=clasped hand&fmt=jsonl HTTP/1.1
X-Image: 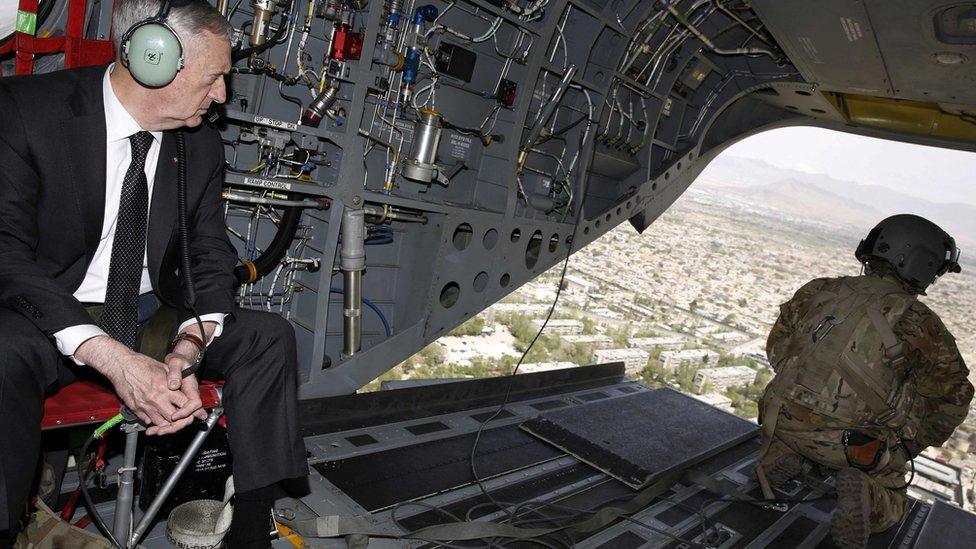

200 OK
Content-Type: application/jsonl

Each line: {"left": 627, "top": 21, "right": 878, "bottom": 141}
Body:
{"left": 76, "top": 336, "right": 208, "bottom": 435}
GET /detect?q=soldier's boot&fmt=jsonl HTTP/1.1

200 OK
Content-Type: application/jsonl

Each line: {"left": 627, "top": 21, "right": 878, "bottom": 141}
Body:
{"left": 764, "top": 453, "right": 804, "bottom": 488}
{"left": 831, "top": 468, "right": 871, "bottom": 549}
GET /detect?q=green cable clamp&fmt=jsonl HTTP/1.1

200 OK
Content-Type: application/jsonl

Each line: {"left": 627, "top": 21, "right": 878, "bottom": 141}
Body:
{"left": 93, "top": 413, "right": 125, "bottom": 438}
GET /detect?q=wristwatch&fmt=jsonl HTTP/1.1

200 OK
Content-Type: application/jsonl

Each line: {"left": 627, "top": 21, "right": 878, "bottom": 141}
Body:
{"left": 171, "top": 332, "right": 206, "bottom": 371}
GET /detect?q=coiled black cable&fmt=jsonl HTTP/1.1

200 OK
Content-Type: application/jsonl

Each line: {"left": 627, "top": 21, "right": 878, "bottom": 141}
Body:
{"left": 232, "top": 12, "right": 289, "bottom": 62}
{"left": 175, "top": 132, "right": 207, "bottom": 375}
{"left": 233, "top": 206, "right": 302, "bottom": 284}
{"left": 78, "top": 434, "right": 122, "bottom": 548}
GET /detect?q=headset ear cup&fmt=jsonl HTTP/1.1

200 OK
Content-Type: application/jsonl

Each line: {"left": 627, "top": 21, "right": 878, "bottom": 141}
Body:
{"left": 124, "top": 22, "right": 184, "bottom": 87}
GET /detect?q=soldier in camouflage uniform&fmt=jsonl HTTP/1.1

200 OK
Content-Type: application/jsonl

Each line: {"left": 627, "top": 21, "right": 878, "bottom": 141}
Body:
{"left": 756, "top": 214, "right": 973, "bottom": 549}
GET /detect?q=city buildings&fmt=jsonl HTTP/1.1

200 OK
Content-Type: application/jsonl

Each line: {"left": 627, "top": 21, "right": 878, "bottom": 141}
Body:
{"left": 693, "top": 366, "right": 757, "bottom": 393}
{"left": 533, "top": 318, "right": 584, "bottom": 335}
{"left": 389, "top": 185, "right": 976, "bottom": 511}
{"left": 627, "top": 337, "right": 685, "bottom": 351}
{"left": 563, "top": 274, "right": 593, "bottom": 296}
{"left": 562, "top": 334, "right": 614, "bottom": 347}
{"left": 659, "top": 349, "right": 721, "bottom": 372}
{"left": 592, "top": 348, "right": 651, "bottom": 375}
{"left": 909, "top": 453, "right": 968, "bottom": 508}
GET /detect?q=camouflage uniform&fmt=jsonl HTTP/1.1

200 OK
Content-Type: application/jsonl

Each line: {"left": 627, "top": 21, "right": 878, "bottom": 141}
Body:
{"left": 759, "top": 273, "right": 973, "bottom": 533}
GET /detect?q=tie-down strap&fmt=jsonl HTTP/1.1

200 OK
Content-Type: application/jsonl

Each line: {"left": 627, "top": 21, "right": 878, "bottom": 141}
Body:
{"left": 281, "top": 471, "right": 682, "bottom": 542}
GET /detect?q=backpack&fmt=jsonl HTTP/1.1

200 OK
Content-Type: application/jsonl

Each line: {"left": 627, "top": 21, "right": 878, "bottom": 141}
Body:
{"left": 771, "top": 276, "right": 918, "bottom": 428}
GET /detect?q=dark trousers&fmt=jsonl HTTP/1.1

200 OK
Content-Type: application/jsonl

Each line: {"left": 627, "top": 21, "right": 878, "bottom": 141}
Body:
{"left": 0, "top": 304, "right": 308, "bottom": 534}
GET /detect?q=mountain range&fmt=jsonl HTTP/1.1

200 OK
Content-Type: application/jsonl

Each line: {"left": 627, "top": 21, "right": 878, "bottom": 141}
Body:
{"left": 696, "top": 156, "right": 976, "bottom": 258}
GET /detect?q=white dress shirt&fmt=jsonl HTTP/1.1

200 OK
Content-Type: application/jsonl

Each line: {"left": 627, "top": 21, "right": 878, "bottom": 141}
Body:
{"left": 53, "top": 65, "right": 225, "bottom": 364}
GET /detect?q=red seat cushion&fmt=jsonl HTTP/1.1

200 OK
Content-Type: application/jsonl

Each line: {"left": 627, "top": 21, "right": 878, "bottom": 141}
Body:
{"left": 42, "top": 380, "right": 223, "bottom": 430}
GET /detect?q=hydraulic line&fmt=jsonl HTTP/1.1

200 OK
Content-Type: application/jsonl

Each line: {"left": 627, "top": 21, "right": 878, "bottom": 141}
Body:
{"left": 235, "top": 206, "right": 304, "bottom": 284}
{"left": 518, "top": 65, "right": 577, "bottom": 173}
{"left": 713, "top": 0, "right": 770, "bottom": 45}
{"left": 665, "top": 3, "right": 776, "bottom": 59}
{"left": 363, "top": 203, "right": 427, "bottom": 223}
{"left": 233, "top": 10, "right": 289, "bottom": 61}
{"left": 223, "top": 191, "right": 322, "bottom": 209}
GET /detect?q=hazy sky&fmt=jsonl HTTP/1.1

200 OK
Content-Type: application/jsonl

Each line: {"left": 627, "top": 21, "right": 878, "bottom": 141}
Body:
{"left": 0, "top": 3, "right": 15, "bottom": 40}
{"left": 719, "top": 127, "right": 976, "bottom": 207}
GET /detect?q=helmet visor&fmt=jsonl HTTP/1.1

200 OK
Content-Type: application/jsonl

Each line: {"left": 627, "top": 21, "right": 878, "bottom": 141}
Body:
{"left": 939, "top": 239, "right": 962, "bottom": 275}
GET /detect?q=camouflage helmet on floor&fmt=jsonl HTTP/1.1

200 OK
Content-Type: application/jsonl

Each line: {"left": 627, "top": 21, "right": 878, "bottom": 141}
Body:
{"left": 855, "top": 214, "right": 961, "bottom": 293}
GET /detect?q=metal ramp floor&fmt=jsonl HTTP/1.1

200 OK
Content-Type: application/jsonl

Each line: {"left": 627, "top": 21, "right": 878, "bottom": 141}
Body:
{"left": 274, "top": 363, "right": 971, "bottom": 548}
{"left": 53, "top": 363, "right": 973, "bottom": 548}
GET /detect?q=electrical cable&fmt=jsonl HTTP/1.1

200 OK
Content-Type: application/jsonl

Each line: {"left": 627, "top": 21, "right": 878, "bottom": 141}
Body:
{"left": 441, "top": 118, "right": 504, "bottom": 147}
{"left": 175, "top": 133, "right": 208, "bottom": 375}
{"left": 232, "top": 10, "right": 289, "bottom": 62}
{"left": 467, "top": 107, "right": 596, "bottom": 518}
{"left": 329, "top": 287, "right": 393, "bottom": 336}
{"left": 78, "top": 416, "right": 125, "bottom": 548}
{"left": 365, "top": 225, "right": 395, "bottom": 245}
{"left": 226, "top": 0, "right": 246, "bottom": 20}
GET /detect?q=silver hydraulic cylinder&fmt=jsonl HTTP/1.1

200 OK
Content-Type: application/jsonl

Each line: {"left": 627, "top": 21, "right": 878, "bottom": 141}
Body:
{"left": 250, "top": 0, "right": 276, "bottom": 46}
{"left": 402, "top": 109, "right": 442, "bottom": 183}
{"left": 340, "top": 208, "right": 366, "bottom": 356}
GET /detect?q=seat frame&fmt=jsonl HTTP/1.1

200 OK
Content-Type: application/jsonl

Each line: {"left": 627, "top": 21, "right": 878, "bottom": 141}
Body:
{"left": 42, "top": 381, "right": 224, "bottom": 547}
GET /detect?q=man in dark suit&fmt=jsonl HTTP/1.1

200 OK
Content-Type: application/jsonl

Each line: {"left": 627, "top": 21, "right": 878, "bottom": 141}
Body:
{"left": 0, "top": 1, "right": 307, "bottom": 547}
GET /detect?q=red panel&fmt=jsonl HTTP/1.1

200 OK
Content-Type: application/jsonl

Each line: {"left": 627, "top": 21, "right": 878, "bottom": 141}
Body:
{"left": 65, "top": 0, "right": 86, "bottom": 37}
{"left": 42, "top": 381, "right": 223, "bottom": 430}
{"left": 41, "top": 381, "right": 122, "bottom": 429}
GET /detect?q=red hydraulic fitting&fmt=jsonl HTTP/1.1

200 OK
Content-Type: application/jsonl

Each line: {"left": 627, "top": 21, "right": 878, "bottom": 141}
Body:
{"left": 330, "top": 24, "right": 364, "bottom": 62}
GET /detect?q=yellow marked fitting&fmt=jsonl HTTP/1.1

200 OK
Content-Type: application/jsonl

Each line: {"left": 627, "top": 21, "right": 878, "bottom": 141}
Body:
{"left": 243, "top": 260, "right": 258, "bottom": 283}
{"left": 275, "top": 523, "right": 305, "bottom": 548}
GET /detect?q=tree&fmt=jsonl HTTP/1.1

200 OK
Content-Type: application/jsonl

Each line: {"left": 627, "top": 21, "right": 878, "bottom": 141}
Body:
{"left": 640, "top": 362, "right": 668, "bottom": 389}
{"left": 606, "top": 325, "right": 631, "bottom": 347}
{"left": 449, "top": 316, "right": 485, "bottom": 336}
{"left": 503, "top": 315, "right": 538, "bottom": 350}
{"left": 674, "top": 364, "right": 699, "bottom": 394}
{"left": 581, "top": 316, "right": 598, "bottom": 335}
{"left": 755, "top": 368, "right": 772, "bottom": 387}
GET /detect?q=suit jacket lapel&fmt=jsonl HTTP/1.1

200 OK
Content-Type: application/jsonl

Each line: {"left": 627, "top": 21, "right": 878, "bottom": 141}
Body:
{"left": 61, "top": 68, "right": 108, "bottom": 264}
{"left": 148, "top": 132, "right": 178, "bottom": 289}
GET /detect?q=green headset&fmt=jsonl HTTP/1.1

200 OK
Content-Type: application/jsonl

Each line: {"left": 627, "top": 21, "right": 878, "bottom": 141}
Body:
{"left": 120, "top": 0, "right": 185, "bottom": 87}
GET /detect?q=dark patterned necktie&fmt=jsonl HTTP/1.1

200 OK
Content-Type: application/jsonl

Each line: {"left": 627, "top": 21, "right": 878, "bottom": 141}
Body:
{"left": 100, "top": 131, "right": 154, "bottom": 349}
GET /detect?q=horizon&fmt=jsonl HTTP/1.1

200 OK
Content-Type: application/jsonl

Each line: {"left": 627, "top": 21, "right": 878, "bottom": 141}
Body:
{"left": 697, "top": 127, "right": 976, "bottom": 252}
{"left": 714, "top": 126, "right": 976, "bottom": 208}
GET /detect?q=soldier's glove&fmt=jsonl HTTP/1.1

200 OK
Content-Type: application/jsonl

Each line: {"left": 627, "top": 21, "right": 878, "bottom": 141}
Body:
{"left": 842, "top": 430, "right": 886, "bottom": 472}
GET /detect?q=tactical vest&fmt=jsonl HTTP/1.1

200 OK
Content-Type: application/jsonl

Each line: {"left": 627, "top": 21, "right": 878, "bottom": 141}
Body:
{"left": 767, "top": 275, "right": 917, "bottom": 430}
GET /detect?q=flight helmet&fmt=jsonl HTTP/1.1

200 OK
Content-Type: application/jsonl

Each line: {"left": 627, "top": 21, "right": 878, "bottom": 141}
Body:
{"left": 855, "top": 214, "right": 961, "bottom": 293}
